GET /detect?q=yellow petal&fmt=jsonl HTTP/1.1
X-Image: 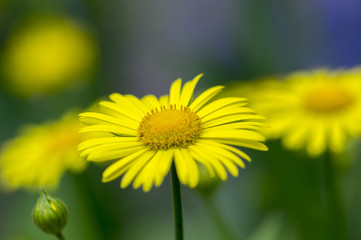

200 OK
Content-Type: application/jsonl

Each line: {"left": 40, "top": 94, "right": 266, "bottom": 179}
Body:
{"left": 87, "top": 145, "right": 144, "bottom": 162}
{"left": 201, "top": 129, "right": 265, "bottom": 142}
{"left": 179, "top": 74, "right": 202, "bottom": 106}
{"left": 169, "top": 78, "right": 182, "bottom": 106}
{"left": 159, "top": 95, "right": 169, "bottom": 106}
{"left": 189, "top": 86, "right": 224, "bottom": 112}
{"left": 173, "top": 148, "right": 188, "bottom": 184}
{"left": 189, "top": 145, "right": 227, "bottom": 181}
{"left": 120, "top": 150, "right": 155, "bottom": 189}
{"left": 102, "top": 148, "right": 148, "bottom": 182}
{"left": 196, "top": 97, "right": 247, "bottom": 119}
{"left": 79, "top": 125, "right": 137, "bottom": 136}
{"left": 180, "top": 148, "right": 199, "bottom": 188}
{"left": 99, "top": 100, "right": 142, "bottom": 122}
{"left": 79, "top": 112, "right": 138, "bottom": 130}
{"left": 141, "top": 94, "right": 161, "bottom": 111}
{"left": 78, "top": 137, "right": 138, "bottom": 151}
{"left": 214, "top": 139, "right": 268, "bottom": 151}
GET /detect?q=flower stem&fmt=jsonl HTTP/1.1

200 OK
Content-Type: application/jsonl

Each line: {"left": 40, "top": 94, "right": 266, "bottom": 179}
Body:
{"left": 55, "top": 232, "right": 66, "bottom": 240}
{"left": 323, "top": 152, "right": 348, "bottom": 240}
{"left": 171, "top": 163, "right": 184, "bottom": 240}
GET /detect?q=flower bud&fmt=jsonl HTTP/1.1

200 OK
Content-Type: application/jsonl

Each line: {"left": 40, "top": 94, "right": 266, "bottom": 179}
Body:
{"left": 32, "top": 188, "right": 68, "bottom": 235}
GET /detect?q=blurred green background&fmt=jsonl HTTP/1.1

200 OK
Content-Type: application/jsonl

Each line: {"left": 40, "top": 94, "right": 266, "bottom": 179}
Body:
{"left": 1, "top": 0, "right": 361, "bottom": 239}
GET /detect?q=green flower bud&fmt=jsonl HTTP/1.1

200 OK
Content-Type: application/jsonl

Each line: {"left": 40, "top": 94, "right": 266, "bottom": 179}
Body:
{"left": 32, "top": 188, "right": 68, "bottom": 235}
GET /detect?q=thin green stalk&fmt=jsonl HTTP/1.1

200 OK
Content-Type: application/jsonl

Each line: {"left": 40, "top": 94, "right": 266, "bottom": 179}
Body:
{"left": 55, "top": 232, "right": 65, "bottom": 240}
{"left": 323, "top": 151, "right": 348, "bottom": 240}
{"left": 202, "top": 195, "right": 236, "bottom": 240}
{"left": 171, "top": 163, "right": 184, "bottom": 240}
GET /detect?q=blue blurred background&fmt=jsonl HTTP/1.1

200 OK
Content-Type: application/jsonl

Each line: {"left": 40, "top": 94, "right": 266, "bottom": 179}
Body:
{"left": 1, "top": 0, "right": 361, "bottom": 239}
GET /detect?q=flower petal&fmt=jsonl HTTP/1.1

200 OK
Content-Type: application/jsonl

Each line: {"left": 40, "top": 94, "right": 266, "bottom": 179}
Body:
{"left": 179, "top": 74, "right": 202, "bottom": 106}
{"left": 78, "top": 137, "right": 139, "bottom": 151}
{"left": 180, "top": 148, "right": 199, "bottom": 188}
{"left": 214, "top": 139, "right": 268, "bottom": 151}
{"left": 196, "top": 97, "right": 248, "bottom": 119}
{"left": 99, "top": 100, "right": 142, "bottom": 122}
{"left": 79, "top": 125, "right": 137, "bottom": 136}
{"left": 102, "top": 148, "right": 148, "bottom": 182}
{"left": 203, "top": 114, "right": 266, "bottom": 128}
{"left": 87, "top": 145, "right": 145, "bottom": 162}
{"left": 189, "top": 86, "right": 224, "bottom": 112}
{"left": 120, "top": 150, "right": 156, "bottom": 189}
{"left": 109, "top": 93, "right": 146, "bottom": 117}
{"left": 155, "top": 150, "right": 174, "bottom": 186}
{"left": 169, "top": 78, "right": 182, "bottom": 106}
{"left": 124, "top": 95, "right": 150, "bottom": 114}
{"left": 159, "top": 95, "right": 169, "bottom": 106}
{"left": 189, "top": 145, "right": 228, "bottom": 181}
{"left": 201, "top": 107, "right": 255, "bottom": 123}
{"left": 141, "top": 95, "right": 161, "bottom": 111}
{"left": 79, "top": 112, "right": 138, "bottom": 130}
{"left": 201, "top": 129, "right": 266, "bottom": 142}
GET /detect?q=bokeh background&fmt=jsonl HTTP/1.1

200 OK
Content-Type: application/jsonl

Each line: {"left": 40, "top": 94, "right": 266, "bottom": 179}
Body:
{"left": 1, "top": 0, "right": 361, "bottom": 239}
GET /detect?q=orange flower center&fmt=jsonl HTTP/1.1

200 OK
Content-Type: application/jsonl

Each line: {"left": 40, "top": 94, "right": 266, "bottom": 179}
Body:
{"left": 304, "top": 85, "right": 354, "bottom": 113}
{"left": 138, "top": 105, "right": 202, "bottom": 150}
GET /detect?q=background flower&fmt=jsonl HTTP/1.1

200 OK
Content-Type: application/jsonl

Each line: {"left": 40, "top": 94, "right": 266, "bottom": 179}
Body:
{"left": 224, "top": 68, "right": 361, "bottom": 157}
{"left": 0, "top": 112, "right": 87, "bottom": 191}
{"left": 1, "top": 15, "right": 97, "bottom": 97}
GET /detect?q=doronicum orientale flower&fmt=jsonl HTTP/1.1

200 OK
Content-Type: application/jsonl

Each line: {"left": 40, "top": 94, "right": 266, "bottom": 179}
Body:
{"left": 230, "top": 68, "right": 361, "bottom": 157}
{"left": 0, "top": 112, "right": 87, "bottom": 191}
{"left": 78, "top": 74, "right": 268, "bottom": 192}
{"left": 2, "top": 15, "right": 97, "bottom": 97}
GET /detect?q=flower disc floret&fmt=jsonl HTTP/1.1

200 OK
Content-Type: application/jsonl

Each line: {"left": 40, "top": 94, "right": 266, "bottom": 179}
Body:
{"left": 138, "top": 105, "right": 202, "bottom": 150}
{"left": 304, "top": 85, "right": 354, "bottom": 113}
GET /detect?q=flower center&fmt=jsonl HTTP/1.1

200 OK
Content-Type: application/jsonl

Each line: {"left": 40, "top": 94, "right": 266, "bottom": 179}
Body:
{"left": 48, "top": 124, "right": 81, "bottom": 153}
{"left": 138, "top": 105, "right": 202, "bottom": 150}
{"left": 303, "top": 85, "right": 354, "bottom": 113}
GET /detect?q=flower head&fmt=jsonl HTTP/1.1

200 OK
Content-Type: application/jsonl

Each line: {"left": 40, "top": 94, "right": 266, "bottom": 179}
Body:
{"left": 78, "top": 74, "right": 268, "bottom": 192}
{"left": 2, "top": 15, "right": 97, "bottom": 97}
{"left": 231, "top": 68, "right": 361, "bottom": 156}
{"left": 0, "top": 112, "right": 87, "bottom": 191}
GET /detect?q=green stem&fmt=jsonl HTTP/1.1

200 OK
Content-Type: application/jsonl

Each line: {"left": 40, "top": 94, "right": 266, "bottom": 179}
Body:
{"left": 323, "top": 152, "right": 348, "bottom": 240}
{"left": 55, "top": 232, "right": 65, "bottom": 240}
{"left": 202, "top": 195, "right": 236, "bottom": 240}
{"left": 171, "top": 163, "right": 184, "bottom": 240}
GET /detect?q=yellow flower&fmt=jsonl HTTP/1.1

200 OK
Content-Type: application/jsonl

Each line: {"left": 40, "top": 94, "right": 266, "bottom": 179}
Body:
{"left": 233, "top": 68, "right": 361, "bottom": 157}
{"left": 78, "top": 74, "right": 268, "bottom": 192}
{"left": 0, "top": 112, "right": 87, "bottom": 191}
{"left": 2, "top": 16, "right": 97, "bottom": 97}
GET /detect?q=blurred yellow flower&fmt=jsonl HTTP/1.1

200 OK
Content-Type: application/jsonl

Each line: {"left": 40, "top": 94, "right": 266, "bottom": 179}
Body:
{"left": 78, "top": 74, "right": 267, "bottom": 192}
{"left": 230, "top": 68, "right": 361, "bottom": 156}
{"left": 2, "top": 16, "right": 97, "bottom": 97}
{"left": 0, "top": 112, "right": 87, "bottom": 191}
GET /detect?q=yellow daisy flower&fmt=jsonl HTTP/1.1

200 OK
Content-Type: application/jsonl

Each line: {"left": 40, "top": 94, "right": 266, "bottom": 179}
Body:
{"left": 2, "top": 16, "right": 97, "bottom": 97}
{"left": 235, "top": 68, "right": 361, "bottom": 157}
{"left": 78, "top": 74, "right": 268, "bottom": 192}
{"left": 0, "top": 112, "right": 87, "bottom": 191}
